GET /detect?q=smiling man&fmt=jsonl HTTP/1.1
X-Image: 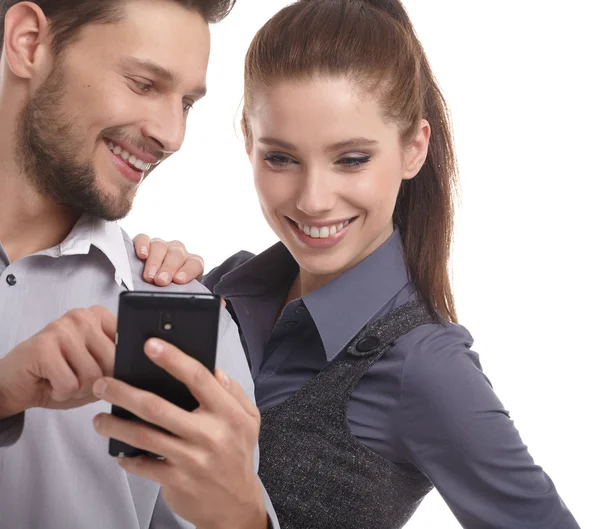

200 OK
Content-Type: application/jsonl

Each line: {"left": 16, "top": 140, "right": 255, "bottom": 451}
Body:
{"left": 0, "top": 1, "right": 276, "bottom": 528}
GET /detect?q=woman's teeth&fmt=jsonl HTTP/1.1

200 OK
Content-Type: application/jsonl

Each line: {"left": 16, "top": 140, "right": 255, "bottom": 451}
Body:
{"left": 296, "top": 220, "right": 350, "bottom": 239}
{"left": 107, "top": 141, "right": 152, "bottom": 172}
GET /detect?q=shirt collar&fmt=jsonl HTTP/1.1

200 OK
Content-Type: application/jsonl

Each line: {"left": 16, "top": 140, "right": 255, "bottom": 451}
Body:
{"left": 303, "top": 230, "right": 409, "bottom": 361}
{"left": 54, "top": 214, "right": 134, "bottom": 290}
{"left": 215, "top": 229, "right": 410, "bottom": 362}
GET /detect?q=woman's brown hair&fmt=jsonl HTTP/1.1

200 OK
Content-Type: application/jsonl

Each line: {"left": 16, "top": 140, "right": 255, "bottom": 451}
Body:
{"left": 242, "top": 0, "right": 459, "bottom": 323}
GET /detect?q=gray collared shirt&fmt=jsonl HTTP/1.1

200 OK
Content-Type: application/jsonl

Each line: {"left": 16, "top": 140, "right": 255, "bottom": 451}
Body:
{"left": 203, "top": 230, "right": 579, "bottom": 529}
{"left": 0, "top": 215, "right": 278, "bottom": 529}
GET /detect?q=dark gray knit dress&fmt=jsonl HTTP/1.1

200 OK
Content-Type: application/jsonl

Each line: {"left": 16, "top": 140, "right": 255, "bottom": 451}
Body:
{"left": 258, "top": 300, "right": 437, "bottom": 529}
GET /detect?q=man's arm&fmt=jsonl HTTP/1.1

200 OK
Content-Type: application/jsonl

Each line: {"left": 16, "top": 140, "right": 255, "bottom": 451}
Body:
{"left": 0, "top": 306, "right": 117, "bottom": 446}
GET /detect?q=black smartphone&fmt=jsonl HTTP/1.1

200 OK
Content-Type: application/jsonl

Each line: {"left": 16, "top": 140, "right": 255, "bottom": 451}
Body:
{"left": 109, "top": 291, "right": 221, "bottom": 458}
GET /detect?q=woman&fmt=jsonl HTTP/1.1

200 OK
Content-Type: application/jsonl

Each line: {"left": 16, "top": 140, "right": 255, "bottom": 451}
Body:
{"left": 138, "top": 1, "right": 579, "bottom": 527}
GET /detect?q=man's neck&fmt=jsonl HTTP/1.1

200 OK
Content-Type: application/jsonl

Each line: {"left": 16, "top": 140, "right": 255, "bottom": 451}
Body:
{"left": 0, "top": 161, "right": 79, "bottom": 262}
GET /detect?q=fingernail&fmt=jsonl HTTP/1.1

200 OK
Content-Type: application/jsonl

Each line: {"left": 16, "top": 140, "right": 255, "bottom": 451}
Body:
{"left": 222, "top": 372, "right": 230, "bottom": 388}
{"left": 93, "top": 379, "right": 107, "bottom": 398}
{"left": 93, "top": 415, "right": 101, "bottom": 429}
{"left": 147, "top": 339, "right": 165, "bottom": 358}
{"left": 140, "top": 246, "right": 148, "bottom": 257}
{"left": 157, "top": 272, "right": 170, "bottom": 284}
{"left": 147, "top": 266, "right": 157, "bottom": 279}
{"left": 175, "top": 272, "right": 186, "bottom": 281}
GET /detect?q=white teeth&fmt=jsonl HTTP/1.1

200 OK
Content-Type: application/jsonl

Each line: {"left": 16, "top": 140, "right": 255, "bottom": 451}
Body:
{"left": 296, "top": 219, "right": 352, "bottom": 239}
{"left": 106, "top": 141, "right": 153, "bottom": 172}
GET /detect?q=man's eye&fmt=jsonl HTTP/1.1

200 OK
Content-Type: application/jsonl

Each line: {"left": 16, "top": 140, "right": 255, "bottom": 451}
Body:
{"left": 183, "top": 102, "right": 194, "bottom": 113}
{"left": 130, "top": 79, "right": 152, "bottom": 93}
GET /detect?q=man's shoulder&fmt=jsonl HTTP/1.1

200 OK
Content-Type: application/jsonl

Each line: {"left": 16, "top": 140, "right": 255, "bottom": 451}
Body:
{"left": 120, "top": 229, "right": 211, "bottom": 294}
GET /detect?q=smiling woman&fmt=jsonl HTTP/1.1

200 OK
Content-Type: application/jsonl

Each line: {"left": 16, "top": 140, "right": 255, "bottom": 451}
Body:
{"left": 135, "top": 0, "right": 583, "bottom": 528}
{"left": 127, "top": 0, "right": 596, "bottom": 527}
{"left": 247, "top": 76, "right": 432, "bottom": 295}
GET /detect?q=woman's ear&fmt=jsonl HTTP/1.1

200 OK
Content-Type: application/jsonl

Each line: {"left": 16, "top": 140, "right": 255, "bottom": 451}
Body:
{"left": 403, "top": 119, "right": 431, "bottom": 180}
{"left": 241, "top": 115, "right": 252, "bottom": 156}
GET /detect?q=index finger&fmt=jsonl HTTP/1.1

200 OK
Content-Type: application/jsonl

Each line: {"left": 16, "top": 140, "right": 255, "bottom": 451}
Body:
{"left": 89, "top": 305, "right": 117, "bottom": 342}
{"left": 133, "top": 234, "right": 151, "bottom": 259}
{"left": 144, "top": 338, "right": 238, "bottom": 416}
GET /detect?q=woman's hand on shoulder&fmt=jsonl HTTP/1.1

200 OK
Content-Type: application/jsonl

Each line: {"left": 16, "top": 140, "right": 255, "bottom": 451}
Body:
{"left": 133, "top": 234, "right": 204, "bottom": 286}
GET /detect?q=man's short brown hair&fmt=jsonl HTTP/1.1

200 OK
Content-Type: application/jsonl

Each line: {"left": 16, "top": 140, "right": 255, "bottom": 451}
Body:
{"left": 0, "top": 0, "right": 236, "bottom": 55}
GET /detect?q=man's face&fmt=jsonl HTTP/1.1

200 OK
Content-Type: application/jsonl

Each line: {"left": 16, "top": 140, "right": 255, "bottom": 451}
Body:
{"left": 17, "top": 0, "right": 210, "bottom": 220}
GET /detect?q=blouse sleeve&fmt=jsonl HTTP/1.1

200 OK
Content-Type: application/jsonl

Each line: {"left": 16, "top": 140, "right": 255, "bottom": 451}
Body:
{"left": 396, "top": 323, "right": 579, "bottom": 528}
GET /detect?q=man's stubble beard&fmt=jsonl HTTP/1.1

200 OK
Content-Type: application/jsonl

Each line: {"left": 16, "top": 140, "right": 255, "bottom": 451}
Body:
{"left": 16, "top": 61, "right": 134, "bottom": 221}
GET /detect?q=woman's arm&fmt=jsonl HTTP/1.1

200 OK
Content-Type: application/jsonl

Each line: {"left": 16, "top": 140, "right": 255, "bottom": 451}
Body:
{"left": 395, "top": 323, "right": 579, "bottom": 529}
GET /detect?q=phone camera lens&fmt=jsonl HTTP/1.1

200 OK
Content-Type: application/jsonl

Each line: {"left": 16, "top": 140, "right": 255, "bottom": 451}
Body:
{"left": 160, "top": 312, "right": 174, "bottom": 333}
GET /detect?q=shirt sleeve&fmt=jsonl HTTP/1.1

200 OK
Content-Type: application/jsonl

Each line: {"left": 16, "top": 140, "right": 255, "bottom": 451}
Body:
{"left": 215, "top": 312, "right": 280, "bottom": 529}
{"left": 0, "top": 412, "right": 24, "bottom": 447}
{"left": 396, "top": 323, "right": 580, "bottom": 529}
{"left": 149, "top": 491, "right": 195, "bottom": 529}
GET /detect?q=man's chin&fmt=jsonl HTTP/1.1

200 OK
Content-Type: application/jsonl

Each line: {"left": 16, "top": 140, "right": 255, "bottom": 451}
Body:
{"left": 79, "top": 193, "right": 134, "bottom": 222}
{"left": 98, "top": 202, "right": 134, "bottom": 222}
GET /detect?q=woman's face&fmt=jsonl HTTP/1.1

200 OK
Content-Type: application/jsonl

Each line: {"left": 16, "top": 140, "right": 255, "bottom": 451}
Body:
{"left": 247, "top": 76, "right": 429, "bottom": 291}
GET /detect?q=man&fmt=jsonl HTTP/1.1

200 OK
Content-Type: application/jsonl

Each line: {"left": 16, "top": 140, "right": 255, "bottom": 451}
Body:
{"left": 0, "top": 1, "right": 277, "bottom": 528}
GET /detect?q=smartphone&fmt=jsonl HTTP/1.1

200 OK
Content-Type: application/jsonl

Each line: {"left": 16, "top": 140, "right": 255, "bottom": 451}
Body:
{"left": 109, "top": 291, "right": 221, "bottom": 458}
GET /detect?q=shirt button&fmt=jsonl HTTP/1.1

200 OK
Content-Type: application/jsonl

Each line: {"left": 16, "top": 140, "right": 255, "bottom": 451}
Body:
{"left": 6, "top": 274, "right": 17, "bottom": 286}
{"left": 294, "top": 306, "right": 307, "bottom": 316}
{"left": 284, "top": 320, "right": 298, "bottom": 329}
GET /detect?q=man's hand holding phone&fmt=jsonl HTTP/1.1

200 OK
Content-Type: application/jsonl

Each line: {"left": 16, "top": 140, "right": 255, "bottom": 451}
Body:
{"left": 92, "top": 338, "right": 267, "bottom": 529}
{"left": 0, "top": 306, "right": 116, "bottom": 419}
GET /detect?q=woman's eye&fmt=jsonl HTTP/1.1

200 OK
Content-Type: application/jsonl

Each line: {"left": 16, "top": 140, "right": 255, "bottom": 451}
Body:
{"left": 337, "top": 155, "right": 371, "bottom": 168}
{"left": 183, "top": 102, "right": 194, "bottom": 113}
{"left": 264, "top": 154, "right": 297, "bottom": 167}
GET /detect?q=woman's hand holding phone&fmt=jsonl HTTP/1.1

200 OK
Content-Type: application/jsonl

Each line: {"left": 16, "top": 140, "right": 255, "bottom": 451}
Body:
{"left": 91, "top": 338, "right": 267, "bottom": 529}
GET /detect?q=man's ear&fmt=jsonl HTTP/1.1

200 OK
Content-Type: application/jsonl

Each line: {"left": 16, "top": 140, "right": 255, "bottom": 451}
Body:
{"left": 403, "top": 119, "right": 431, "bottom": 180}
{"left": 3, "top": 1, "right": 51, "bottom": 80}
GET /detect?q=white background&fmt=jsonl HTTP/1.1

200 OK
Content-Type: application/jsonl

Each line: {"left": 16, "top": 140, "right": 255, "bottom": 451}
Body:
{"left": 122, "top": 1, "right": 599, "bottom": 527}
